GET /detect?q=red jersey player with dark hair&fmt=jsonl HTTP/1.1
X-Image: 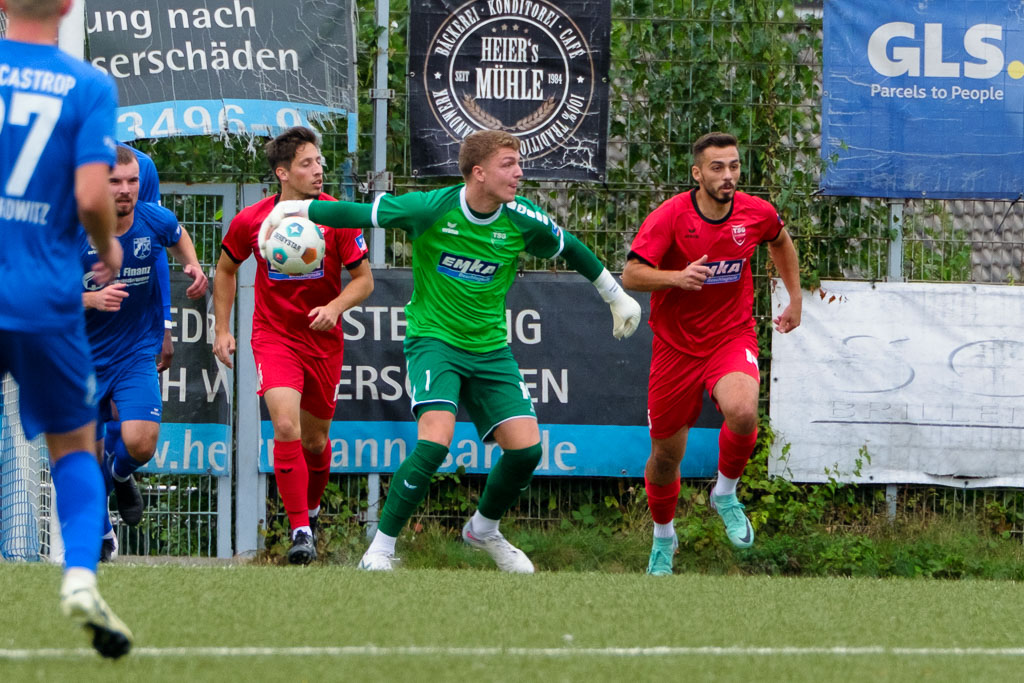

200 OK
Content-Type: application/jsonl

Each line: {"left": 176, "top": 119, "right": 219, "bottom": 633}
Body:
{"left": 621, "top": 132, "right": 802, "bottom": 576}
{"left": 212, "top": 126, "right": 373, "bottom": 564}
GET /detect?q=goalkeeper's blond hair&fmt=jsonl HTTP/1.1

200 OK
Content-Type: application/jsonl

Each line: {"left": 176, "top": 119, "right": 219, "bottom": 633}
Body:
{"left": 458, "top": 130, "right": 520, "bottom": 179}
{"left": 4, "top": 0, "right": 66, "bottom": 19}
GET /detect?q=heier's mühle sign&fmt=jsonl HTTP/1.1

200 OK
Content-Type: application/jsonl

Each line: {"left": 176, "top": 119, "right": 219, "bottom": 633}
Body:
{"left": 408, "top": 0, "right": 610, "bottom": 181}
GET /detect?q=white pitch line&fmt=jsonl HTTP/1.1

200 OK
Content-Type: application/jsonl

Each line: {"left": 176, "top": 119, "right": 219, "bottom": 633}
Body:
{"left": 5, "top": 645, "right": 1024, "bottom": 660}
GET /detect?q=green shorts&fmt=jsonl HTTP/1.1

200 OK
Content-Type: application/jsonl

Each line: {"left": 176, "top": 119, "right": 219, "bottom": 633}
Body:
{"left": 404, "top": 336, "right": 536, "bottom": 442}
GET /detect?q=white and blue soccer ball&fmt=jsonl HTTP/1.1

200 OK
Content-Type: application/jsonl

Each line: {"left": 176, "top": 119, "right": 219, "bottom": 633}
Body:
{"left": 264, "top": 216, "right": 325, "bottom": 275}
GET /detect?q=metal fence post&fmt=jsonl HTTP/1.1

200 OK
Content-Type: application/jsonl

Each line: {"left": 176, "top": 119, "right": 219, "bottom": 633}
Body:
{"left": 235, "top": 184, "right": 271, "bottom": 556}
{"left": 362, "top": 0, "right": 392, "bottom": 540}
{"left": 885, "top": 199, "right": 905, "bottom": 520}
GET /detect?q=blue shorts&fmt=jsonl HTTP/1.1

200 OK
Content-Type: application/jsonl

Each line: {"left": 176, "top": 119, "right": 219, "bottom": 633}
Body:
{"left": 94, "top": 350, "right": 162, "bottom": 441}
{"left": 0, "top": 324, "right": 98, "bottom": 440}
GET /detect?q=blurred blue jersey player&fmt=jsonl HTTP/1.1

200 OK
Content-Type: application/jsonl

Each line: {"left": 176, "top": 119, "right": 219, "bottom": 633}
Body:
{"left": 0, "top": 0, "right": 133, "bottom": 658}
{"left": 81, "top": 146, "right": 207, "bottom": 555}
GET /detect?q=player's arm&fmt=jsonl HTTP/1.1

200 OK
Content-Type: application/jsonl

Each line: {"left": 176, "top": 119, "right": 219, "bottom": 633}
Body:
{"left": 621, "top": 254, "right": 713, "bottom": 292}
{"left": 308, "top": 259, "right": 375, "bottom": 332}
{"left": 83, "top": 283, "right": 129, "bottom": 312}
{"left": 254, "top": 198, "right": 373, "bottom": 247}
{"left": 212, "top": 250, "right": 241, "bottom": 368}
{"left": 166, "top": 227, "right": 209, "bottom": 299}
{"left": 77, "top": 161, "right": 122, "bottom": 283}
{"left": 767, "top": 227, "right": 801, "bottom": 334}
{"left": 154, "top": 254, "right": 174, "bottom": 372}
{"left": 559, "top": 231, "right": 642, "bottom": 341}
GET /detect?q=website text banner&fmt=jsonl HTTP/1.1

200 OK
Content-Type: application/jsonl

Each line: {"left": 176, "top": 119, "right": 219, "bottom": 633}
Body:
{"left": 769, "top": 280, "right": 1024, "bottom": 487}
{"left": 84, "top": 1, "right": 357, "bottom": 142}
{"left": 143, "top": 271, "right": 231, "bottom": 476}
{"left": 821, "top": 0, "right": 1024, "bottom": 199}
{"left": 255, "top": 269, "right": 723, "bottom": 477}
{"left": 407, "top": 0, "right": 610, "bottom": 180}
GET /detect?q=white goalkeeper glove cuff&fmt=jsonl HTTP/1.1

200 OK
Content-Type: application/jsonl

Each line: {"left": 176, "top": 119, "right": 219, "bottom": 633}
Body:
{"left": 592, "top": 268, "right": 642, "bottom": 340}
{"left": 258, "top": 199, "right": 313, "bottom": 258}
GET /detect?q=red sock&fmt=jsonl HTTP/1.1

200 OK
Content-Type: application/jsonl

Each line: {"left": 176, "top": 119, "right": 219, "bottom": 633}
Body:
{"left": 645, "top": 476, "right": 681, "bottom": 524}
{"left": 273, "top": 439, "right": 309, "bottom": 530}
{"left": 304, "top": 441, "right": 331, "bottom": 511}
{"left": 718, "top": 425, "right": 758, "bottom": 479}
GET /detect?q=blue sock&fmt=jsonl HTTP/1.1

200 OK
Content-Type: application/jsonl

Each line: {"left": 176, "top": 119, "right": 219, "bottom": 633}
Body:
{"left": 104, "top": 420, "right": 121, "bottom": 458}
{"left": 50, "top": 451, "right": 103, "bottom": 572}
{"left": 101, "top": 508, "right": 113, "bottom": 536}
{"left": 111, "top": 437, "right": 142, "bottom": 481}
{"left": 101, "top": 421, "right": 120, "bottom": 494}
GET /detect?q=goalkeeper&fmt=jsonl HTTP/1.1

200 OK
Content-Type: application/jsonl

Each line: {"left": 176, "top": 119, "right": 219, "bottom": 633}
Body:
{"left": 262, "top": 129, "right": 641, "bottom": 572}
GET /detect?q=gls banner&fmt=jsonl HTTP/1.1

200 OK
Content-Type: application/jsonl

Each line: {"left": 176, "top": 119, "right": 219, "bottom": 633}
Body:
{"left": 256, "top": 270, "right": 724, "bottom": 477}
{"left": 407, "top": 0, "right": 610, "bottom": 180}
{"left": 85, "top": 1, "right": 358, "bottom": 142}
{"left": 821, "top": 0, "right": 1024, "bottom": 199}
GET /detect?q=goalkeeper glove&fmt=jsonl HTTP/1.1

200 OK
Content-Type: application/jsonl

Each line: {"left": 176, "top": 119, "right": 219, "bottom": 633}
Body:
{"left": 592, "top": 269, "right": 642, "bottom": 340}
{"left": 258, "top": 199, "right": 312, "bottom": 261}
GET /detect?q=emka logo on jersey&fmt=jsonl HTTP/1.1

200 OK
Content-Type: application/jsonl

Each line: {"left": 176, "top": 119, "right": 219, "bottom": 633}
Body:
{"left": 437, "top": 251, "right": 500, "bottom": 283}
{"left": 704, "top": 259, "right": 744, "bottom": 285}
{"left": 133, "top": 236, "right": 151, "bottom": 259}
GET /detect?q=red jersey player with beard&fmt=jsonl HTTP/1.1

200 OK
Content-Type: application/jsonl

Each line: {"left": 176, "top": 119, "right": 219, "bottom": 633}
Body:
{"left": 213, "top": 127, "right": 373, "bottom": 564}
{"left": 622, "top": 132, "right": 802, "bottom": 576}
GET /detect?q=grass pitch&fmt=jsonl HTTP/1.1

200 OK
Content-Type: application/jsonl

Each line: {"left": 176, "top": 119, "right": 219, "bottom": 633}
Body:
{"left": 2, "top": 562, "right": 1024, "bottom": 682}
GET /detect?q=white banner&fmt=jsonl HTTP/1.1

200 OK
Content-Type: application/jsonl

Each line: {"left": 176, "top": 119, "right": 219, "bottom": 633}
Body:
{"left": 769, "top": 280, "right": 1024, "bottom": 487}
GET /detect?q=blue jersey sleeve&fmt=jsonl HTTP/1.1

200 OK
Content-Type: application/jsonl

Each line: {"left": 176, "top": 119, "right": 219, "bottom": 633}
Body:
{"left": 77, "top": 75, "right": 118, "bottom": 169}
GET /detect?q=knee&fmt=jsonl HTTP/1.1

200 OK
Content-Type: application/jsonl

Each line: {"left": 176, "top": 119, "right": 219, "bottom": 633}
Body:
{"left": 273, "top": 417, "right": 301, "bottom": 442}
{"left": 124, "top": 434, "right": 158, "bottom": 461}
{"left": 500, "top": 443, "right": 543, "bottom": 477}
{"left": 302, "top": 434, "right": 328, "bottom": 457}
{"left": 725, "top": 407, "right": 759, "bottom": 435}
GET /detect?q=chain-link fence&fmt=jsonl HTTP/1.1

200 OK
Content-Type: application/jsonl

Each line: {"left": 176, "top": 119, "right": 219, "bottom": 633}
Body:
{"left": 8, "top": 1, "right": 1017, "bottom": 553}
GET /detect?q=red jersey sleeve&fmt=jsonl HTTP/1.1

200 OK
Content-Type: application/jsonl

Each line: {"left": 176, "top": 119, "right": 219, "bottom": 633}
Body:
{"left": 338, "top": 228, "right": 368, "bottom": 267}
{"left": 629, "top": 195, "right": 680, "bottom": 268}
{"left": 222, "top": 209, "right": 255, "bottom": 263}
{"left": 756, "top": 198, "right": 785, "bottom": 243}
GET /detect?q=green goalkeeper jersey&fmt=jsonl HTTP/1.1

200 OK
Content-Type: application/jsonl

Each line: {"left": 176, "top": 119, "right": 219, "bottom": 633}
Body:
{"left": 374, "top": 184, "right": 566, "bottom": 352}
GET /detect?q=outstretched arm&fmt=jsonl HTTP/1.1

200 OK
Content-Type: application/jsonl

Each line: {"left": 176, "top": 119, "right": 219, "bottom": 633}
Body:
{"left": 560, "top": 233, "right": 642, "bottom": 340}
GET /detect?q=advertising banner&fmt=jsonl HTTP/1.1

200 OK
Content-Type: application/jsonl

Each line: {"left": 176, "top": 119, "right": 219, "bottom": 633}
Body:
{"left": 85, "top": 1, "right": 358, "bottom": 143}
{"left": 821, "top": 0, "right": 1024, "bottom": 199}
{"left": 143, "top": 271, "right": 231, "bottom": 476}
{"left": 770, "top": 280, "right": 1024, "bottom": 487}
{"left": 407, "top": 0, "right": 610, "bottom": 180}
{"left": 257, "top": 269, "right": 724, "bottom": 478}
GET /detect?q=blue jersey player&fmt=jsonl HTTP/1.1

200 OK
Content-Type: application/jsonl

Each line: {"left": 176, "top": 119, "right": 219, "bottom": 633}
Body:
{"left": 96, "top": 144, "right": 173, "bottom": 560}
{"left": 0, "top": 0, "right": 133, "bottom": 658}
{"left": 81, "top": 146, "right": 207, "bottom": 552}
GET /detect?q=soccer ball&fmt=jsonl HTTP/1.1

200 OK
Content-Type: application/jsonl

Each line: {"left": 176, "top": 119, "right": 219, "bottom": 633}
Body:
{"left": 264, "top": 216, "right": 325, "bottom": 275}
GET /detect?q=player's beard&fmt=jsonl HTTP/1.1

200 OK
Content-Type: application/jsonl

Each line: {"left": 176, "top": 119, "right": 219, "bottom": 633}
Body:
{"left": 710, "top": 184, "right": 735, "bottom": 204}
{"left": 115, "top": 197, "right": 134, "bottom": 217}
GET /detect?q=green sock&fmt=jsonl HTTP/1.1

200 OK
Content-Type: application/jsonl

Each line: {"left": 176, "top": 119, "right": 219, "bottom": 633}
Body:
{"left": 477, "top": 443, "right": 543, "bottom": 520}
{"left": 378, "top": 440, "right": 449, "bottom": 537}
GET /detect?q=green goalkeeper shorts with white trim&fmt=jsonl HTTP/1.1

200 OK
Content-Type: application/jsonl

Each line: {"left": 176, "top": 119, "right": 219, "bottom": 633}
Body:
{"left": 404, "top": 335, "right": 537, "bottom": 442}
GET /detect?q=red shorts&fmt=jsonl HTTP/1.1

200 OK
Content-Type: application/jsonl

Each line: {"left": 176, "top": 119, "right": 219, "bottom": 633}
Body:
{"left": 251, "top": 334, "right": 342, "bottom": 420}
{"left": 647, "top": 332, "right": 760, "bottom": 439}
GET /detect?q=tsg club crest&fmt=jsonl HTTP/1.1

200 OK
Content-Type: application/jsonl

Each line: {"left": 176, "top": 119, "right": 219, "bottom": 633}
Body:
{"left": 421, "top": 0, "right": 596, "bottom": 162}
{"left": 133, "top": 236, "right": 152, "bottom": 260}
{"left": 731, "top": 225, "right": 747, "bottom": 246}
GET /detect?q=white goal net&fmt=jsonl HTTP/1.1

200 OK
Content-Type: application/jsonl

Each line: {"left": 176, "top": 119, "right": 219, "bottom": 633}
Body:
{"left": 0, "top": 375, "right": 60, "bottom": 562}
